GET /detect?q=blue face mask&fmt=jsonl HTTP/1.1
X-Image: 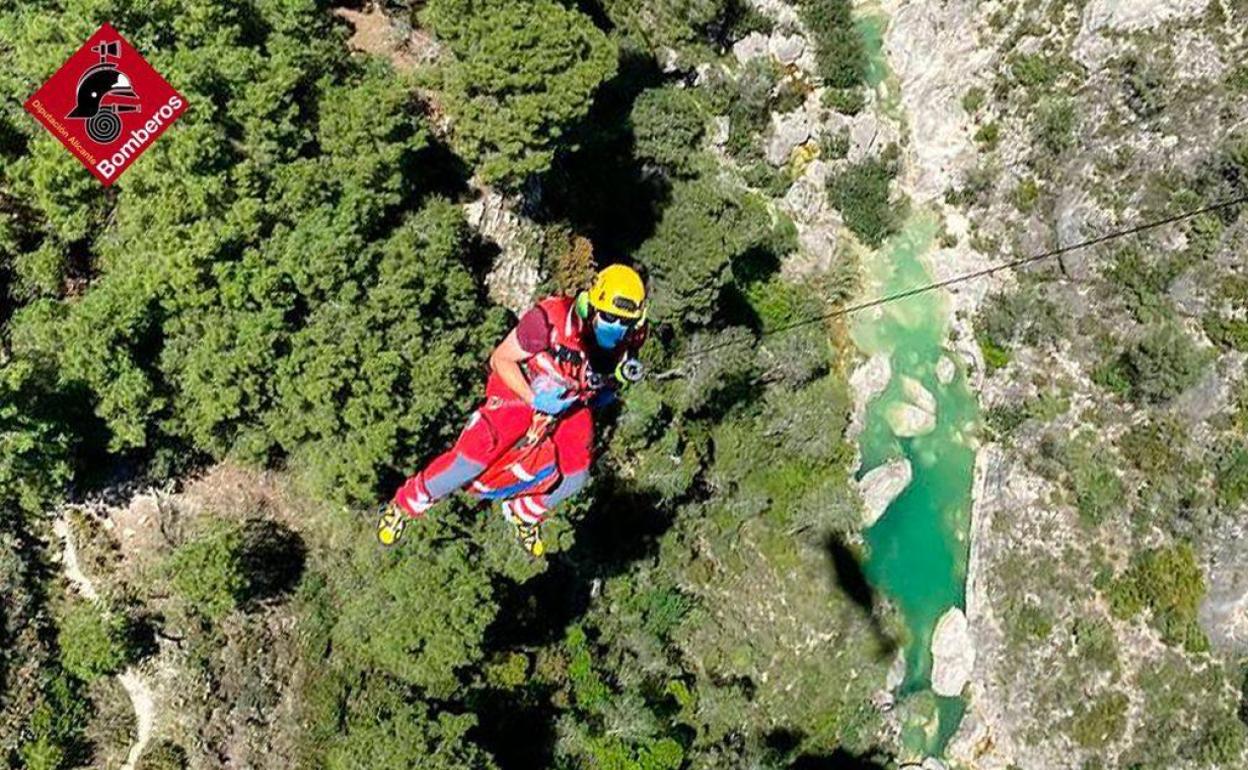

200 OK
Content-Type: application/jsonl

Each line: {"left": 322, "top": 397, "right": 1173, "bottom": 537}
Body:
{"left": 593, "top": 316, "right": 629, "bottom": 349}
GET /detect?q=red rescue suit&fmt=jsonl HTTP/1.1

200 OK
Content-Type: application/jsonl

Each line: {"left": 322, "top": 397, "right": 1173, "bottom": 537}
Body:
{"left": 392, "top": 295, "right": 643, "bottom": 523}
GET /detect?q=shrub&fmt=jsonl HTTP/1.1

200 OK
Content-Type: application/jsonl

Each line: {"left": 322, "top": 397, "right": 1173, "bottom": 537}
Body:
{"left": 57, "top": 599, "right": 137, "bottom": 681}
{"left": 136, "top": 741, "right": 187, "bottom": 770}
{"left": 827, "top": 146, "right": 902, "bottom": 247}
{"left": 1119, "top": 322, "right": 1209, "bottom": 403}
{"left": 800, "top": 0, "right": 867, "bottom": 89}
{"left": 165, "top": 521, "right": 249, "bottom": 620}
{"left": 1034, "top": 96, "right": 1076, "bottom": 155}
{"left": 422, "top": 0, "right": 617, "bottom": 187}
{"left": 1067, "top": 691, "right": 1128, "bottom": 749}
{"left": 962, "top": 86, "right": 986, "bottom": 113}
{"left": 631, "top": 86, "right": 706, "bottom": 176}
{"left": 822, "top": 87, "right": 866, "bottom": 115}
{"left": 1107, "top": 543, "right": 1208, "bottom": 652}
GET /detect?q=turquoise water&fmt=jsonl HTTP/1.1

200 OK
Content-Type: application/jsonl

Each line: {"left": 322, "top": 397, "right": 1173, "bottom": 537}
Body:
{"left": 850, "top": 215, "right": 980, "bottom": 756}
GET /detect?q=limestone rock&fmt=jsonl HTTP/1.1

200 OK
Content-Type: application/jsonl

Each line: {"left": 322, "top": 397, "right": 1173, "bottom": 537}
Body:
{"left": 859, "top": 458, "right": 913, "bottom": 526}
{"left": 887, "top": 403, "right": 936, "bottom": 437}
{"left": 769, "top": 33, "right": 805, "bottom": 65}
{"left": 931, "top": 607, "right": 974, "bottom": 697}
{"left": 901, "top": 376, "right": 937, "bottom": 415}
{"left": 1083, "top": 0, "right": 1210, "bottom": 32}
{"left": 766, "top": 109, "right": 813, "bottom": 167}
{"left": 709, "top": 115, "right": 730, "bottom": 148}
{"left": 732, "top": 32, "right": 768, "bottom": 63}
{"left": 851, "top": 353, "right": 892, "bottom": 404}
{"left": 936, "top": 356, "right": 956, "bottom": 385}
{"left": 464, "top": 190, "right": 542, "bottom": 314}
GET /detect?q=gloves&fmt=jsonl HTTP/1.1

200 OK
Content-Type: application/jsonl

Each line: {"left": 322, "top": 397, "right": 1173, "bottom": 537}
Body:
{"left": 532, "top": 382, "right": 576, "bottom": 415}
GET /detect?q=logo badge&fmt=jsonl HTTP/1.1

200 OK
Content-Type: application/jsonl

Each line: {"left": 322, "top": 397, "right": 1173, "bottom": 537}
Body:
{"left": 24, "top": 23, "right": 188, "bottom": 186}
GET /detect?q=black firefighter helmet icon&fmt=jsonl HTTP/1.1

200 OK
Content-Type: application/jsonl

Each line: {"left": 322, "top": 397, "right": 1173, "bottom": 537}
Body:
{"left": 66, "top": 40, "right": 140, "bottom": 144}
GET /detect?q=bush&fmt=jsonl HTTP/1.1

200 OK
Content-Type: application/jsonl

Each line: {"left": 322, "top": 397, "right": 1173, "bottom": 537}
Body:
{"left": 822, "top": 87, "right": 866, "bottom": 115}
{"left": 1067, "top": 691, "right": 1128, "bottom": 749}
{"left": 827, "top": 146, "right": 902, "bottom": 247}
{"left": 800, "top": 0, "right": 866, "bottom": 89}
{"left": 636, "top": 177, "right": 782, "bottom": 326}
{"left": 57, "top": 599, "right": 138, "bottom": 681}
{"left": 1107, "top": 543, "right": 1208, "bottom": 652}
{"left": 165, "top": 521, "right": 249, "bottom": 620}
{"left": 630, "top": 86, "right": 706, "bottom": 176}
{"left": 422, "top": 0, "right": 617, "bottom": 187}
{"left": 136, "top": 741, "right": 187, "bottom": 770}
{"left": 1119, "top": 322, "right": 1209, "bottom": 403}
{"left": 1034, "top": 96, "right": 1076, "bottom": 156}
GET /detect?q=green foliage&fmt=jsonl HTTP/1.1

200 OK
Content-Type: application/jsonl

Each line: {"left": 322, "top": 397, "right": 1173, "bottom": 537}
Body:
{"left": 822, "top": 87, "right": 867, "bottom": 115}
{"left": 827, "top": 146, "right": 902, "bottom": 247}
{"left": 1066, "top": 691, "right": 1128, "bottom": 749}
{"left": 1107, "top": 543, "right": 1208, "bottom": 652}
{"left": 800, "top": 0, "right": 867, "bottom": 89}
{"left": 630, "top": 86, "right": 706, "bottom": 176}
{"left": 599, "top": 0, "right": 770, "bottom": 57}
{"left": 331, "top": 534, "right": 495, "bottom": 698}
{"left": 820, "top": 128, "right": 851, "bottom": 160}
{"left": 1033, "top": 96, "right": 1076, "bottom": 156}
{"left": 975, "top": 121, "right": 1001, "bottom": 151}
{"left": 135, "top": 741, "right": 187, "bottom": 770}
{"left": 962, "top": 86, "right": 986, "bottom": 113}
{"left": 637, "top": 177, "right": 782, "bottom": 326}
{"left": 1062, "top": 436, "right": 1124, "bottom": 527}
{"left": 423, "top": 0, "right": 617, "bottom": 187}
{"left": 1214, "top": 441, "right": 1248, "bottom": 509}
{"left": 16, "top": 668, "right": 90, "bottom": 770}
{"left": 724, "top": 58, "right": 779, "bottom": 159}
{"left": 165, "top": 520, "right": 249, "bottom": 620}
{"left": 0, "top": 361, "right": 74, "bottom": 513}
{"left": 1118, "top": 322, "right": 1210, "bottom": 403}
{"left": 56, "top": 599, "right": 137, "bottom": 682}
{"left": 325, "top": 675, "right": 497, "bottom": 770}
{"left": 1009, "top": 52, "right": 1072, "bottom": 90}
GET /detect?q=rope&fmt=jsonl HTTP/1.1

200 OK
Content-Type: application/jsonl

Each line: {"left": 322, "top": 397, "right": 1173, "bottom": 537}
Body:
{"left": 682, "top": 194, "right": 1248, "bottom": 361}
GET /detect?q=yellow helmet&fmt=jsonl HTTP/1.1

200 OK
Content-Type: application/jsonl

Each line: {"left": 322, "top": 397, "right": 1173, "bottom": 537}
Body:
{"left": 586, "top": 264, "right": 646, "bottom": 320}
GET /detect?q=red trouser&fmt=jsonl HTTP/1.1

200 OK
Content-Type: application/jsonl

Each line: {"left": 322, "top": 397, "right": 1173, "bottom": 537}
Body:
{"left": 393, "top": 373, "right": 593, "bottom": 521}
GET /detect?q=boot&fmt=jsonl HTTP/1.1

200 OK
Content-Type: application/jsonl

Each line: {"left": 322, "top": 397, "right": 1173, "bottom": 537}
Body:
{"left": 376, "top": 503, "right": 408, "bottom": 547}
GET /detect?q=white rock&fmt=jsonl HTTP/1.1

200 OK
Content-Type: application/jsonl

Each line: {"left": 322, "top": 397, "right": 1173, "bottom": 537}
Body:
{"left": 850, "top": 353, "right": 892, "bottom": 403}
{"left": 781, "top": 172, "right": 827, "bottom": 224}
{"left": 921, "top": 759, "right": 948, "bottom": 770}
{"left": 709, "top": 115, "right": 730, "bottom": 148}
{"left": 936, "top": 356, "right": 956, "bottom": 385}
{"left": 769, "top": 33, "right": 805, "bottom": 65}
{"left": 858, "top": 458, "right": 913, "bottom": 526}
{"left": 901, "top": 376, "right": 937, "bottom": 415}
{"left": 732, "top": 32, "right": 769, "bottom": 63}
{"left": 886, "top": 403, "right": 936, "bottom": 437}
{"left": 765, "top": 110, "right": 813, "bottom": 167}
{"left": 1083, "top": 0, "right": 1210, "bottom": 32}
{"left": 930, "top": 607, "right": 975, "bottom": 697}
{"left": 884, "top": 2, "right": 987, "bottom": 201}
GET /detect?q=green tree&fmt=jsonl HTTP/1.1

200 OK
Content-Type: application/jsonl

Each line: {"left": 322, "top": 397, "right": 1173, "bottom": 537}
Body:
{"left": 637, "top": 177, "right": 783, "bottom": 325}
{"left": 827, "top": 147, "right": 903, "bottom": 247}
{"left": 331, "top": 533, "right": 496, "bottom": 698}
{"left": 326, "top": 675, "right": 498, "bottom": 770}
{"left": 800, "top": 0, "right": 867, "bottom": 89}
{"left": 630, "top": 86, "right": 706, "bottom": 176}
{"left": 165, "top": 520, "right": 249, "bottom": 620}
{"left": 56, "top": 599, "right": 138, "bottom": 682}
{"left": 1120, "top": 322, "right": 1209, "bottom": 403}
{"left": 423, "top": 0, "right": 618, "bottom": 187}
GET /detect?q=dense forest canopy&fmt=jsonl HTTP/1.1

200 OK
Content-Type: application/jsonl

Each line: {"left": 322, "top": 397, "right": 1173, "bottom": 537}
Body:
{"left": 0, "top": 1, "right": 892, "bottom": 768}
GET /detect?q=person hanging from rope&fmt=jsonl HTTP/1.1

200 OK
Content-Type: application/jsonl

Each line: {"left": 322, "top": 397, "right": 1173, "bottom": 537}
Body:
{"left": 377, "top": 265, "right": 649, "bottom": 555}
